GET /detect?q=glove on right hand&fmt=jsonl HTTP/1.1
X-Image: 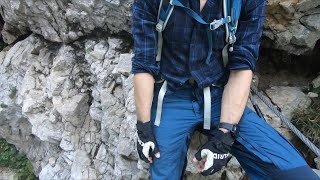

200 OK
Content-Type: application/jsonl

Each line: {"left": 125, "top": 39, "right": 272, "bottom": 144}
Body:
{"left": 194, "top": 130, "right": 234, "bottom": 176}
{"left": 136, "top": 121, "right": 160, "bottom": 163}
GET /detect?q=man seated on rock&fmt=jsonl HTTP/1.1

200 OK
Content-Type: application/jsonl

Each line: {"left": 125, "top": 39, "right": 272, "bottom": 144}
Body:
{"left": 131, "top": 0, "right": 320, "bottom": 179}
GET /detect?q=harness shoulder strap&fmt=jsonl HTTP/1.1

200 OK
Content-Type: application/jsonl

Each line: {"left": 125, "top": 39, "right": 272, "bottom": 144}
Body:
{"left": 222, "top": 0, "right": 242, "bottom": 67}
{"left": 156, "top": 0, "right": 174, "bottom": 62}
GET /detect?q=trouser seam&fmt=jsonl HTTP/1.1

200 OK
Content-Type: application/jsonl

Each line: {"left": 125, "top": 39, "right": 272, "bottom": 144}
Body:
{"left": 236, "top": 134, "right": 282, "bottom": 170}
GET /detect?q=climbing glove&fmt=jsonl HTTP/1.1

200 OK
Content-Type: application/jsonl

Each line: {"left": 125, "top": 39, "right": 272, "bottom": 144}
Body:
{"left": 194, "top": 130, "right": 235, "bottom": 176}
{"left": 136, "top": 121, "right": 160, "bottom": 163}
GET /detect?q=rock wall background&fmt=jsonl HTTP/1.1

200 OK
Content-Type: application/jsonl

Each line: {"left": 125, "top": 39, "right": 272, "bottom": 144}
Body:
{"left": 0, "top": 0, "right": 319, "bottom": 179}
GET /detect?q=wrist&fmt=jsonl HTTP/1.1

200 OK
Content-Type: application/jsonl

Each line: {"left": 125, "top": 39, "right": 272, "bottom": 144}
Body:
{"left": 136, "top": 120, "right": 152, "bottom": 131}
{"left": 137, "top": 119, "right": 150, "bottom": 123}
{"left": 218, "top": 122, "right": 239, "bottom": 138}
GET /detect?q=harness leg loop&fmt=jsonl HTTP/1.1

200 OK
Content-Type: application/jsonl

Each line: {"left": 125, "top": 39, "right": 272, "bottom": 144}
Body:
{"left": 155, "top": 81, "right": 168, "bottom": 126}
{"left": 203, "top": 87, "right": 211, "bottom": 130}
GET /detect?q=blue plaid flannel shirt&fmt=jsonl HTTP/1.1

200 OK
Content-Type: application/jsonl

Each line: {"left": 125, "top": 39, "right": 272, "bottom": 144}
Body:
{"left": 131, "top": 0, "right": 266, "bottom": 95}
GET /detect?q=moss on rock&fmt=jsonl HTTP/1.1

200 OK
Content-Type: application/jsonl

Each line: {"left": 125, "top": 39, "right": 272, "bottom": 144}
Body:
{"left": 0, "top": 139, "right": 37, "bottom": 180}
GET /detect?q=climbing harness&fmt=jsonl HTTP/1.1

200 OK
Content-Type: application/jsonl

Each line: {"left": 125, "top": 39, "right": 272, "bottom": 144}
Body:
{"left": 153, "top": 0, "right": 320, "bottom": 158}
{"left": 154, "top": 0, "right": 242, "bottom": 130}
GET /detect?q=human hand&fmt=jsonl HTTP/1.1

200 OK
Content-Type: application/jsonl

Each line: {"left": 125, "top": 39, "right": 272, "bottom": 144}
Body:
{"left": 193, "top": 130, "right": 234, "bottom": 176}
{"left": 136, "top": 121, "right": 160, "bottom": 163}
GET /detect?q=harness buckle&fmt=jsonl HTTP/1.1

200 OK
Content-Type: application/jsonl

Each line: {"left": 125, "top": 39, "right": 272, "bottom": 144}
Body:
{"left": 210, "top": 17, "right": 231, "bottom": 31}
{"left": 229, "top": 33, "right": 236, "bottom": 44}
{"left": 210, "top": 19, "right": 223, "bottom": 30}
{"left": 156, "top": 20, "right": 164, "bottom": 32}
{"left": 229, "top": 33, "right": 236, "bottom": 52}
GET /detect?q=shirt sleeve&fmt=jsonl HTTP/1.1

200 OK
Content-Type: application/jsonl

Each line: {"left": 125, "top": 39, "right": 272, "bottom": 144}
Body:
{"left": 227, "top": 0, "right": 266, "bottom": 72}
{"left": 131, "top": 0, "right": 160, "bottom": 75}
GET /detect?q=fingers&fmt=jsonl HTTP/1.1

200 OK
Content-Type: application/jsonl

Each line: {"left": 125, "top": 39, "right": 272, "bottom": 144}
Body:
{"left": 193, "top": 153, "right": 207, "bottom": 173}
{"left": 154, "top": 152, "right": 161, "bottom": 158}
{"left": 194, "top": 149, "right": 202, "bottom": 161}
{"left": 201, "top": 149, "right": 214, "bottom": 171}
{"left": 153, "top": 144, "right": 161, "bottom": 158}
{"left": 142, "top": 141, "right": 161, "bottom": 163}
{"left": 196, "top": 159, "right": 206, "bottom": 173}
{"left": 193, "top": 149, "right": 215, "bottom": 175}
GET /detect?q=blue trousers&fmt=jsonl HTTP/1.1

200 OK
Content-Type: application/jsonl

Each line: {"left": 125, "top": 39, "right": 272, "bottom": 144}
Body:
{"left": 149, "top": 85, "right": 319, "bottom": 180}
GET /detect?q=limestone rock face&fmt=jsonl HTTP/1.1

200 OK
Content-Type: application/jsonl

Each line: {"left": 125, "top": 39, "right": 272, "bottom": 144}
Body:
{"left": 264, "top": 0, "right": 320, "bottom": 54}
{"left": 0, "top": 0, "right": 133, "bottom": 43}
{"left": 1, "top": 0, "right": 319, "bottom": 54}
{"left": 248, "top": 86, "right": 312, "bottom": 141}
{"left": 265, "top": 86, "right": 312, "bottom": 119}
{"left": 0, "top": 32, "right": 248, "bottom": 179}
{"left": 0, "top": 35, "right": 61, "bottom": 174}
{"left": 0, "top": 34, "right": 233, "bottom": 179}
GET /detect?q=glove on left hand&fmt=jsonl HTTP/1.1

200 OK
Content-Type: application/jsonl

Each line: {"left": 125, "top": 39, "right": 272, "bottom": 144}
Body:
{"left": 194, "top": 130, "right": 235, "bottom": 176}
{"left": 136, "top": 121, "right": 160, "bottom": 163}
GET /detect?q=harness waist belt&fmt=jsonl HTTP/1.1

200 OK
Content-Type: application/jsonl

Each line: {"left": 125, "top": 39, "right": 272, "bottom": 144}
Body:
{"left": 154, "top": 80, "right": 212, "bottom": 130}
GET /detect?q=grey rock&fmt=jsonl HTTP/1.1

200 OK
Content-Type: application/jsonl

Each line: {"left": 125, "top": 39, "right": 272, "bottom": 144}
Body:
{"left": 0, "top": 167, "right": 17, "bottom": 180}
{"left": 0, "top": 0, "right": 133, "bottom": 43}
{"left": 311, "top": 75, "right": 320, "bottom": 89}
{"left": 95, "top": 144, "right": 108, "bottom": 162}
{"left": 48, "top": 157, "right": 56, "bottom": 167}
{"left": 276, "top": 127, "right": 294, "bottom": 141}
{"left": 112, "top": 53, "right": 134, "bottom": 77}
{"left": 226, "top": 168, "right": 245, "bottom": 180}
{"left": 248, "top": 93, "right": 282, "bottom": 129}
{"left": 70, "top": 150, "right": 92, "bottom": 180}
{"left": 227, "top": 157, "right": 241, "bottom": 168}
{"left": 266, "top": 86, "right": 312, "bottom": 119}
{"left": 264, "top": 0, "right": 320, "bottom": 54}
{"left": 313, "top": 169, "right": 320, "bottom": 178}
{"left": 315, "top": 157, "right": 320, "bottom": 170}
{"left": 300, "top": 14, "right": 320, "bottom": 31}
{"left": 54, "top": 94, "right": 89, "bottom": 127}
{"left": 308, "top": 92, "right": 319, "bottom": 98}
{"left": 296, "top": 0, "right": 320, "bottom": 12}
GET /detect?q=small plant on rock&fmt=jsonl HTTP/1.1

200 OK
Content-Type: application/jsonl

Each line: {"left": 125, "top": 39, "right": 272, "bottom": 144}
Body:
{"left": 0, "top": 139, "right": 37, "bottom": 180}
{"left": 9, "top": 87, "right": 17, "bottom": 99}
{"left": 292, "top": 98, "right": 320, "bottom": 167}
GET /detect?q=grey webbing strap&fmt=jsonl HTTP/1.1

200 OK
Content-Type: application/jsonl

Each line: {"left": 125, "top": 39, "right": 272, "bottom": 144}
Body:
{"left": 156, "top": 3, "right": 174, "bottom": 62}
{"left": 223, "top": 0, "right": 230, "bottom": 43}
{"left": 157, "top": 0, "right": 164, "bottom": 20}
{"left": 203, "top": 87, "right": 211, "bottom": 130}
{"left": 163, "top": 4, "right": 174, "bottom": 28}
{"left": 156, "top": 32, "right": 163, "bottom": 62}
{"left": 156, "top": 0, "right": 164, "bottom": 62}
{"left": 222, "top": 0, "right": 230, "bottom": 67}
{"left": 154, "top": 80, "right": 168, "bottom": 126}
{"left": 222, "top": 44, "right": 229, "bottom": 67}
